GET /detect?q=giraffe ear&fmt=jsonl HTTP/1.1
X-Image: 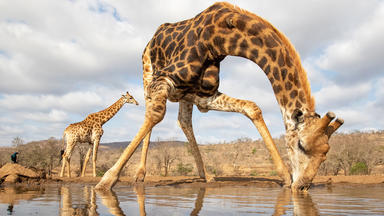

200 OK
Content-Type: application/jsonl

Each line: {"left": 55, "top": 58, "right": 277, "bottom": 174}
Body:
{"left": 292, "top": 109, "right": 304, "bottom": 125}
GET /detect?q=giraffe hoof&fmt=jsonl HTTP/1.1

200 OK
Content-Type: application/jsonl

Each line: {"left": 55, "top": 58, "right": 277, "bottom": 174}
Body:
{"left": 206, "top": 175, "right": 215, "bottom": 183}
{"left": 134, "top": 170, "right": 146, "bottom": 182}
{"left": 283, "top": 177, "right": 292, "bottom": 188}
{"left": 135, "top": 174, "right": 145, "bottom": 182}
{"left": 95, "top": 180, "right": 113, "bottom": 191}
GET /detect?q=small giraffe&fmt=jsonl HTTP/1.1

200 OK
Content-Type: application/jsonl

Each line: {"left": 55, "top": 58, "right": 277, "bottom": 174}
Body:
{"left": 96, "top": 2, "right": 343, "bottom": 191}
{"left": 60, "top": 92, "right": 138, "bottom": 178}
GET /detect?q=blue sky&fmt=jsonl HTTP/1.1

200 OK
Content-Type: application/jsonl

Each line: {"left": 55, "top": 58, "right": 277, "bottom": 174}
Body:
{"left": 0, "top": 0, "right": 383, "bottom": 146}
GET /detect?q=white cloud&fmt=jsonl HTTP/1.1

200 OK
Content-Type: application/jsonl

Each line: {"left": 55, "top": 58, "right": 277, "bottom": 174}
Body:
{"left": 0, "top": 91, "right": 103, "bottom": 113}
{"left": 314, "top": 82, "right": 372, "bottom": 110}
{"left": 0, "top": 0, "right": 144, "bottom": 94}
{"left": 22, "top": 109, "right": 68, "bottom": 123}
{"left": 316, "top": 2, "right": 384, "bottom": 84}
{"left": 0, "top": 125, "right": 24, "bottom": 136}
{"left": 235, "top": 0, "right": 379, "bottom": 57}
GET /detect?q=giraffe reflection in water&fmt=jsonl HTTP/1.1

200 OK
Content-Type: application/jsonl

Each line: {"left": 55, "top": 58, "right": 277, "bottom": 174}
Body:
{"left": 0, "top": 184, "right": 320, "bottom": 215}
{"left": 58, "top": 185, "right": 318, "bottom": 216}
{"left": 0, "top": 185, "right": 44, "bottom": 215}
{"left": 273, "top": 188, "right": 319, "bottom": 216}
{"left": 58, "top": 184, "right": 207, "bottom": 216}
{"left": 60, "top": 185, "right": 97, "bottom": 216}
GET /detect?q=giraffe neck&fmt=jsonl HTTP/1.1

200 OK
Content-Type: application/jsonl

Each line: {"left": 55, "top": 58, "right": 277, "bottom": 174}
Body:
{"left": 97, "top": 97, "right": 125, "bottom": 125}
{"left": 209, "top": 4, "right": 315, "bottom": 131}
{"left": 251, "top": 36, "right": 314, "bottom": 131}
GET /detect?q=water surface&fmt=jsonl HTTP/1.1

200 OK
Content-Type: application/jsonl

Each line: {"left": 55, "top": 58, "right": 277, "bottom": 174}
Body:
{"left": 0, "top": 183, "right": 383, "bottom": 215}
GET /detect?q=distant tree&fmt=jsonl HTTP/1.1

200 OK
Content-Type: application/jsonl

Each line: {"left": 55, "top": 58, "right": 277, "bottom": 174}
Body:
{"left": 319, "top": 132, "right": 384, "bottom": 175}
{"left": 154, "top": 142, "right": 177, "bottom": 176}
{"left": 12, "top": 136, "right": 24, "bottom": 147}
{"left": 15, "top": 138, "right": 62, "bottom": 176}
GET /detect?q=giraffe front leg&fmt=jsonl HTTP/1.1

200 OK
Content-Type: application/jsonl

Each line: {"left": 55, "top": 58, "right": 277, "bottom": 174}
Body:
{"left": 134, "top": 130, "right": 152, "bottom": 182}
{"left": 92, "top": 138, "right": 101, "bottom": 177}
{"left": 95, "top": 118, "right": 160, "bottom": 191}
{"left": 81, "top": 147, "right": 92, "bottom": 177}
{"left": 199, "top": 92, "right": 292, "bottom": 186}
{"left": 178, "top": 101, "right": 211, "bottom": 182}
{"left": 253, "top": 115, "right": 292, "bottom": 186}
{"left": 67, "top": 157, "right": 71, "bottom": 178}
{"left": 60, "top": 156, "right": 66, "bottom": 177}
{"left": 95, "top": 82, "right": 169, "bottom": 191}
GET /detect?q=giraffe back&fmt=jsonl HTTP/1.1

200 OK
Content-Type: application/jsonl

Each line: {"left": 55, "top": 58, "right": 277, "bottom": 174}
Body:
{"left": 64, "top": 121, "right": 94, "bottom": 144}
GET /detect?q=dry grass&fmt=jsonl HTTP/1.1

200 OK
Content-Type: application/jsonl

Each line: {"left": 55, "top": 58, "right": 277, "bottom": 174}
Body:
{"left": 1, "top": 131, "right": 383, "bottom": 178}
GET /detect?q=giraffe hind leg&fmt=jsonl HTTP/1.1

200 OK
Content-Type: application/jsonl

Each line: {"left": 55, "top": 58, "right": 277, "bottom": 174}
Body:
{"left": 81, "top": 147, "right": 92, "bottom": 177}
{"left": 178, "top": 101, "right": 210, "bottom": 181}
{"left": 60, "top": 140, "right": 75, "bottom": 177}
{"left": 195, "top": 92, "right": 292, "bottom": 186}
{"left": 134, "top": 130, "right": 152, "bottom": 182}
{"left": 92, "top": 138, "right": 101, "bottom": 177}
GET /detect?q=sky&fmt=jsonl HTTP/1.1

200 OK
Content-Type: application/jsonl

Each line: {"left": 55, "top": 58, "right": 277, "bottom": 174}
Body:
{"left": 0, "top": 0, "right": 383, "bottom": 146}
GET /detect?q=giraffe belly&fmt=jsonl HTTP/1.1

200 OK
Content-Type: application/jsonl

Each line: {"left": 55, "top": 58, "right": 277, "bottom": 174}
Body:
{"left": 166, "top": 68, "right": 220, "bottom": 101}
{"left": 166, "top": 81, "right": 219, "bottom": 103}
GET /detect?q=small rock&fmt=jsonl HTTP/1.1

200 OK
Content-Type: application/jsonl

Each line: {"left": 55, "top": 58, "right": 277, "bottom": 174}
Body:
{"left": 4, "top": 174, "right": 20, "bottom": 183}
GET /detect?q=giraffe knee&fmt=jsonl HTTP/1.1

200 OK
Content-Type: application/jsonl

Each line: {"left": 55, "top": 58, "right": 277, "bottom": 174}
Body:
{"left": 242, "top": 101, "right": 263, "bottom": 120}
{"left": 146, "top": 103, "right": 166, "bottom": 124}
{"left": 146, "top": 82, "right": 170, "bottom": 124}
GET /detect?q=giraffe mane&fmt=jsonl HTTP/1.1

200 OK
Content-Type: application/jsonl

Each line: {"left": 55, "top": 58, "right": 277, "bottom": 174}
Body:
{"left": 219, "top": 2, "right": 316, "bottom": 111}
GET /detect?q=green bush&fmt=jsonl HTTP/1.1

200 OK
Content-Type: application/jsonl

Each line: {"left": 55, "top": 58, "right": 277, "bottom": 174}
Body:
{"left": 177, "top": 163, "right": 193, "bottom": 176}
{"left": 251, "top": 148, "right": 257, "bottom": 155}
{"left": 206, "top": 165, "right": 222, "bottom": 176}
{"left": 269, "top": 170, "right": 278, "bottom": 176}
{"left": 250, "top": 171, "right": 258, "bottom": 176}
{"left": 350, "top": 162, "right": 368, "bottom": 175}
{"left": 96, "top": 164, "right": 109, "bottom": 177}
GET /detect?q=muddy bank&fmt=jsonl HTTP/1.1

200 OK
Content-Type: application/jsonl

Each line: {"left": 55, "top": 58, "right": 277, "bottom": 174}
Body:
{"left": 2, "top": 173, "right": 384, "bottom": 188}
{"left": 51, "top": 175, "right": 384, "bottom": 188}
{"left": 0, "top": 163, "right": 47, "bottom": 185}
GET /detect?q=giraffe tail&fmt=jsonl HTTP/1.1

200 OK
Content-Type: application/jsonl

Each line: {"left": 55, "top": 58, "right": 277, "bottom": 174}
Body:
{"left": 60, "top": 133, "right": 66, "bottom": 161}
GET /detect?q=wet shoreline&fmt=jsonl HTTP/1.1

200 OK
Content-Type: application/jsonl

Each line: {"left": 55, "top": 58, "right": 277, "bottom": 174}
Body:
{"left": 2, "top": 175, "right": 383, "bottom": 189}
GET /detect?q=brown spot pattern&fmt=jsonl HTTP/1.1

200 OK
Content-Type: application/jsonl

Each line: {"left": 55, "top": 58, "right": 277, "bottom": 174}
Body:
{"left": 290, "top": 90, "right": 298, "bottom": 99}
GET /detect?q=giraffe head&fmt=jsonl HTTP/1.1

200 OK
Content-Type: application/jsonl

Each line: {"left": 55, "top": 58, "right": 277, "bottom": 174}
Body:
{"left": 122, "top": 91, "right": 139, "bottom": 105}
{"left": 287, "top": 110, "right": 343, "bottom": 191}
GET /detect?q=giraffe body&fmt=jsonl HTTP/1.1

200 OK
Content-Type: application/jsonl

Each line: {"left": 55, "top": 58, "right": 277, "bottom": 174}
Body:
{"left": 60, "top": 92, "right": 138, "bottom": 178}
{"left": 96, "top": 2, "right": 343, "bottom": 191}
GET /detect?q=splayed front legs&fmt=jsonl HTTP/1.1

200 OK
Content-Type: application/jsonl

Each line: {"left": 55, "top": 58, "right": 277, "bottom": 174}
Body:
{"left": 195, "top": 92, "right": 292, "bottom": 186}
